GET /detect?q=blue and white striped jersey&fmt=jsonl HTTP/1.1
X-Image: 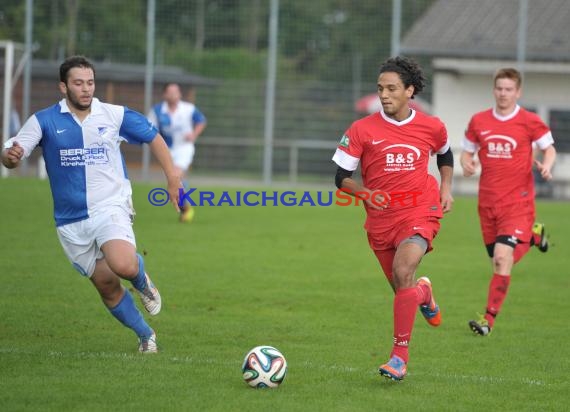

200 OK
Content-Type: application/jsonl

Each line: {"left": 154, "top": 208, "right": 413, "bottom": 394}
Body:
{"left": 4, "top": 98, "right": 158, "bottom": 226}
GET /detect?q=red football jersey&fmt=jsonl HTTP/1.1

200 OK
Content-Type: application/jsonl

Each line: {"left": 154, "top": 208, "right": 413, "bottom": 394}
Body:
{"left": 463, "top": 106, "right": 553, "bottom": 207}
{"left": 333, "top": 109, "right": 449, "bottom": 233}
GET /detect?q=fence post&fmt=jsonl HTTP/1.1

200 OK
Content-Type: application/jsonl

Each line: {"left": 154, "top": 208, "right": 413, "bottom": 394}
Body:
{"left": 263, "top": 0, "right": 279, "bottom": 185}
{"left": 289, "top": 142, "right": 298, "bottom": 185}
{"left": 142, "top": 0, "right": 156, "bottom": 182}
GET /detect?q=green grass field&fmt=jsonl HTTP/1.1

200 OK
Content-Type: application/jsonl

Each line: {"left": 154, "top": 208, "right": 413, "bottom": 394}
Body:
{"left": 0, "top": 177, "right": 568, "bottom": 411}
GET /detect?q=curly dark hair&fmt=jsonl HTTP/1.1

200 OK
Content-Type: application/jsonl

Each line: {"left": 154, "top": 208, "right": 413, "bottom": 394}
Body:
{"left": 378, "top": 56, "right": 425, "bottom": 99}
{"left": 59, "top": 55, "right": 95, "bottom": 84}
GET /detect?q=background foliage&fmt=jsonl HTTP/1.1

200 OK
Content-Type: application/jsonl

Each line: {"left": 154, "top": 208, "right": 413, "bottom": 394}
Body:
{"left": 0, "top": 0, "right": 435, "bottom": 82}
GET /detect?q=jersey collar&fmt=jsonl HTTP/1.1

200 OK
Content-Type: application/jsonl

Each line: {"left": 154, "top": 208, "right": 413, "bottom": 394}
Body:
{"left": 59, "top": 97, "right": 102, "bottom": 115}
{"left": 380, "top": 108, "right": 416, "bottom": 126}
{"left": 492, "top": 104, "right": 520, "bottom": 122}
{"left": 160, "top": 101, "right": 180, "bottom": 114}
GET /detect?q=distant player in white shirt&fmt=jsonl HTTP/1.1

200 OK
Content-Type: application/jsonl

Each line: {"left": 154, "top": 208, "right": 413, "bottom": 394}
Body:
{"left": 1, "top": 56, "right": 182, "bottom": 353}
{"left": 148, "top": 83, "right": 207, "bottom": 222}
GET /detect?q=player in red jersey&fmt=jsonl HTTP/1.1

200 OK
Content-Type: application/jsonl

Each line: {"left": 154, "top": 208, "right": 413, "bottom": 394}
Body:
{"left": 332, "top": 56, "right": 454, "bottom": 381}
{"left": 461, "top": 68, "right": 556, "bottom": 336}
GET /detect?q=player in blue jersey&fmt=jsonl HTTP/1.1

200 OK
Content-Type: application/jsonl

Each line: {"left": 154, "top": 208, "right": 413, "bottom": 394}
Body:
{"left": 148, "top": 83, "right": 207, "bottom": 222}
{"left": 1, "top": 56, "right": 182, "bottom": 353}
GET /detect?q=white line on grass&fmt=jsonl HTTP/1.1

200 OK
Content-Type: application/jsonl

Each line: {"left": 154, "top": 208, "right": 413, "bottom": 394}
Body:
{"left": 0, "top": 347, "right": 550, "bottom": 387}
{"left": 411, "top": 372, "right": 549, "bottom": 387}
{"left": 298, "top": 360, "right": 551, "bottom": 386}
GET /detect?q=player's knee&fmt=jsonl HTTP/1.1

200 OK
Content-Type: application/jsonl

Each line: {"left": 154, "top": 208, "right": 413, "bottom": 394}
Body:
{"left": 392, "top": 266, "right": 415, "bottom": 289}
{"left": 492, "top": 252, "right": 511, "bottom": 271}
{"left": 109, "top": 258, "right": 138, "bottom": 278}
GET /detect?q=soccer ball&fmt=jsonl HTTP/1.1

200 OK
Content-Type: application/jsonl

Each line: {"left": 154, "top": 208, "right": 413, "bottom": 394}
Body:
{"left": 242, "top": 345, "right": 287, "bottom": 388}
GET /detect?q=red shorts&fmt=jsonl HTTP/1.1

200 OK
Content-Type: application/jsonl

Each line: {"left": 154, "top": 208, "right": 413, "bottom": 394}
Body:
{"left": 367, "top": 215, "right": 441, "bottom": 252}
{"left": 478, "top": 200, "right": 535, "bottom": 245}
{"left": 367, "top": 215, "right": 440, "bottom": 283}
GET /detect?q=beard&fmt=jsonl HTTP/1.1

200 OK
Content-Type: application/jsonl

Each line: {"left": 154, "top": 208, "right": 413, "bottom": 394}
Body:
{"left": 66, "top": 91, "right": 92, "bottom": 111}
{"left": 381, "top": 105, "right": 396, "bottom": 115}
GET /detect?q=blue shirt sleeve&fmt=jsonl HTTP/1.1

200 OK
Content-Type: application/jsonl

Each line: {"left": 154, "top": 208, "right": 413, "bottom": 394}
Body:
{"left": 192, "top": 108, "right": 206, "bottom": 125}
{"left": 120, "top": 107, "right": 159, "bottom": 144}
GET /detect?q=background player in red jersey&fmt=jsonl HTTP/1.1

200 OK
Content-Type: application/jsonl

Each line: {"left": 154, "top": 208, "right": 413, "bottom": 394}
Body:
{"left": 461, "top": 68, "right": 556, "bottom": 336}
{"left": 332, "top": 56, "right": 454, "bottom": 381}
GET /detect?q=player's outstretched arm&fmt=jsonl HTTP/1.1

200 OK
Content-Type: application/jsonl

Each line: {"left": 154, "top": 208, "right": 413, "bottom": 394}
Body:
{"left": 1, "top": 141, "right": 24, "bottom": 169}
{"left": 149, "top": 134, "right": 183, "bottom": 212}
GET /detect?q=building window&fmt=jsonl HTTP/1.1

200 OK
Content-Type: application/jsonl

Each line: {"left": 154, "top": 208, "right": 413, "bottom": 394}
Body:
{"left": 550, "top": 110, "right": 570, "bottom": 153}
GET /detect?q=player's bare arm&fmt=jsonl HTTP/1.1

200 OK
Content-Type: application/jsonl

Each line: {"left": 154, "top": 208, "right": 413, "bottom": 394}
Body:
{"left": 1, "top": 141, "right": 24, "bottom": 169}
{"left": 149, "top": 134, "right": 183, "bottom": 211}
{"left": 460, "top": 150, "right": 478, "bottom": 177}
{"left": 438, "top": 165, "right": 454, "bottom": 213}
{"left": 336, "top": 172, "right": 389, "bottom": 210}
{"left": 534, "top": 145, "right": 556, "bottom": 181}
{"left": 437, "top": 148, "right": 454, "bottom": 213}
{"left": 185, "top": 122, "right": 207, "bottom": 143}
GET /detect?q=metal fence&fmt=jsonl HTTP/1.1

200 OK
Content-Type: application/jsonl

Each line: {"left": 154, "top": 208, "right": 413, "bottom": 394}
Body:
{"left": 1, "top": 0, "right": 569, "bottom": 196}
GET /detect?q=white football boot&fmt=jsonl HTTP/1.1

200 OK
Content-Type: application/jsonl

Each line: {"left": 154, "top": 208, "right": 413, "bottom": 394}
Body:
{"left": 135, "top": 273, "right": 162, "bottom": 316}
{"left": 138, "top": 332, "right": 158, "bottom": 353}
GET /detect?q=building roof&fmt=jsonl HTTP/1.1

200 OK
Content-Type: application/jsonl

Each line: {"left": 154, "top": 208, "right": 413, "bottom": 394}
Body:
{"left": 0, "top": 58, "right": 217, "bottom": 86}
{"left": 401, "top": 0, "right": 570, "bottom": 62}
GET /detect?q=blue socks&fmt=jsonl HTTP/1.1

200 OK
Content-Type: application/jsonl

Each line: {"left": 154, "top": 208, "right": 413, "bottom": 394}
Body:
{"left": 109, "top": 288, "right": 153, "bottom": 338}
{"left": 131, "top": 253, "right": 148, "bottom": 292}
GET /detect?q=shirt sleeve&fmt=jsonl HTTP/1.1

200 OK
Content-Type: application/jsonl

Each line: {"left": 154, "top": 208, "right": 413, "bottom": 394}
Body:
{"left": 528, "top": 113, "right": 554, "bottom": 150}
{"left": 462, "top": 116, "right": 479, "bottom": 153}
{"left": 433, "top": 120, "right": 450, "bottom": 155}
{"left": 534, "top": 131, "right": 554, "bottom": 150}
{"left": 331, "top": 123, "right": 362, "bottom": 171}
{"left": 192, "top": 107, "right": 206, "bottom": 124}
{"left": 3, "top": 115, "right": 42, "bottom": 158}
{"left": 120, "top": 107, "right": 159, "bottom": 144}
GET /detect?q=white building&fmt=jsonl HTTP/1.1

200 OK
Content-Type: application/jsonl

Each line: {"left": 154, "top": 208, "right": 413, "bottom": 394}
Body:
{"left": 401, "top": 0, "right": 570, "bottom": 198}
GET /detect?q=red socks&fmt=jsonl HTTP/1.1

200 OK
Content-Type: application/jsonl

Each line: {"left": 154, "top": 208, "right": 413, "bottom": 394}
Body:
{"left": 390, "top": 287, "right": 421, "bottom": 363}
{"left": 416, "top": 281, "right": 432, "bottom": 306}
{"left": 485, "top": 273, "right": 511, "bottom": 327}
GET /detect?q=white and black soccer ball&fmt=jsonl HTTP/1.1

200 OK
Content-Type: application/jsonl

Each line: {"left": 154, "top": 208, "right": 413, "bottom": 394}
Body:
{"left": 242, "top": 345, "right": 287, "bottom": 388}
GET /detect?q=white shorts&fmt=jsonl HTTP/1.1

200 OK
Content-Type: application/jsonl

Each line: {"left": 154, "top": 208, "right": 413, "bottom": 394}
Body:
{"left": 56, "top": 204, "right": 136, "bottom": 277}
{"left": 171, "top": 143, "right": 195, "bottom": 171}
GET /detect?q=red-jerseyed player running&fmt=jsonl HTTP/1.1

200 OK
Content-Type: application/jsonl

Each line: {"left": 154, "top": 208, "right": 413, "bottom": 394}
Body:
{"left": 332, "top": 56, "right": 454, "bottom": 381}
{"left": 461, "top": 68, "right": 556, "bottom": 336}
